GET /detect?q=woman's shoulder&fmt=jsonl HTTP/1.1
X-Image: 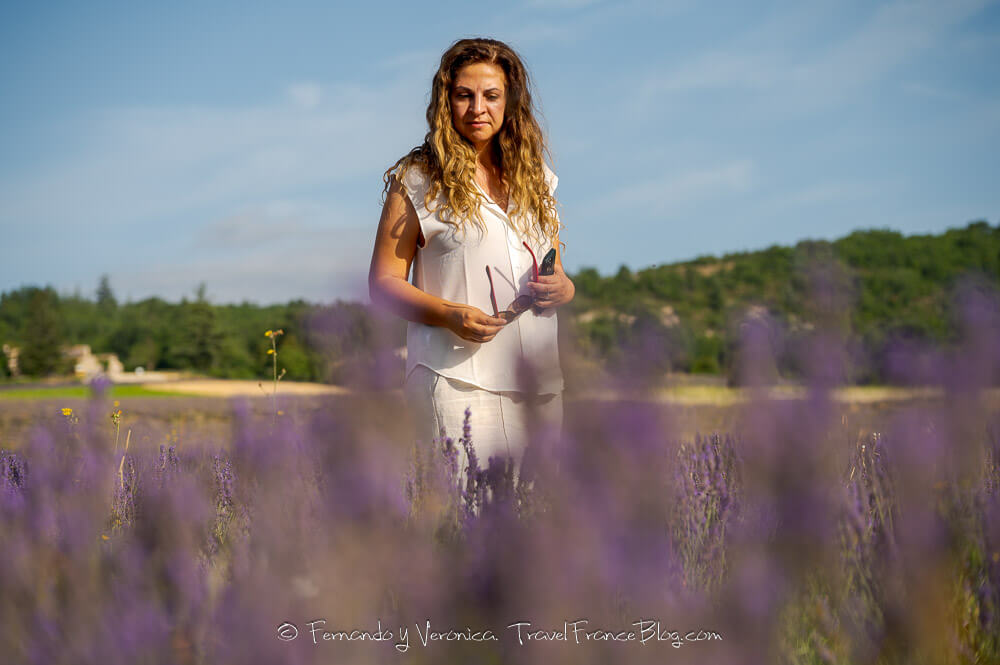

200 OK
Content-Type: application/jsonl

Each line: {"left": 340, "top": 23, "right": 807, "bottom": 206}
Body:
{"left": 541, "top": 161, "right": 558, "bottom": 194}
{"left": 392, "top": 155, "right": 434, "bottom": 213}
{"left": 393, "top": 155, "right": 431, "bottom": 192}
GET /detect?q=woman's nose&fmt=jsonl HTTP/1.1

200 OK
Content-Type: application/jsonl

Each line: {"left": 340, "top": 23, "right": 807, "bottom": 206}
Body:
{"left": 471, "top": 94, "right": 485, "bottom": 114}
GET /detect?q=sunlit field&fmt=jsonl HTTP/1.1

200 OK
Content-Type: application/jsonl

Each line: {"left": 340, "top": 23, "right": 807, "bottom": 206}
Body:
{"left": 2, "top": 311, "right": 999, "bottom": 664}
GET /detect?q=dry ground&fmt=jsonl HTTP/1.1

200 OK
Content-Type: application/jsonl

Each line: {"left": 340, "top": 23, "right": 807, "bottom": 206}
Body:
{"left": 141, "top": 378, "right": 351, "bottom": 397}
{"left": 1, "top": 379, "right": 996, "bottom": 455}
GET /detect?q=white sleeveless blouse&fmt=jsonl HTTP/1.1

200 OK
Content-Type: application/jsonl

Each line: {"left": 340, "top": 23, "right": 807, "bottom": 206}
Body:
{"left": 399, "top": 162, "right": 564, "bottom": 395}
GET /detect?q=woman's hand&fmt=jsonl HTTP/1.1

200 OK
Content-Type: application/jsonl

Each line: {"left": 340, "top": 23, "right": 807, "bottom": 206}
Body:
{"left": 527, "top": 262, "right": 574, "bottom": 309}
{"left": 444, "top": 304, "right": 508, "bottom": 343}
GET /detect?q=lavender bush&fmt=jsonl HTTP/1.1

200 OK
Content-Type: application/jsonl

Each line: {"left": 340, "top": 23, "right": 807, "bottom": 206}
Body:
{"left": 671, "top": 433, "right": 743, "bottom": 594}
{"left": 0, "top": 282, "right": 998, "bottom": 664}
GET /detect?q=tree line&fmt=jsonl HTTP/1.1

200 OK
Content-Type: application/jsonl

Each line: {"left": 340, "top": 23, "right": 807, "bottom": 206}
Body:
{"left": 0, "top": 280, "right": 399, "bottom": 388}
{"left": 568, "top": 220, "right": 999, "bottom": 384}
{"left": 2, "top": 220, "right": 997, "bottom": 386}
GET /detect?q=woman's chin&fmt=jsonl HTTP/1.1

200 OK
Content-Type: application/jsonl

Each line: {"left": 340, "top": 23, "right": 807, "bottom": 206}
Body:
{"left": 462, "top": 127, "right": 495, "bottom": 141}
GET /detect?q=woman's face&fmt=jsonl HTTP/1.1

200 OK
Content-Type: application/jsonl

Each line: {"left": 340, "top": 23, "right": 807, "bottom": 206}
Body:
{"left": 450, "top": 62, "right": 507, "bottom": 150}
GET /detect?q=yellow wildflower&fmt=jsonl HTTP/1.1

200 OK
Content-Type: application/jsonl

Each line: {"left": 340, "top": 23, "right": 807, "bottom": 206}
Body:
{"left": 265, "top": 330, "right": 273, "bottom": 337}
{"left": 61, "top": 407, "right": 73, "bottom": 416}
{"left": 101, "top": 534, "right": 110, "bottom": 541}
{"left": 267, "top": 349, "right": 274, "bottom": 355}
{"left": 113, "top": 400, "right": 120, "bottom": 407}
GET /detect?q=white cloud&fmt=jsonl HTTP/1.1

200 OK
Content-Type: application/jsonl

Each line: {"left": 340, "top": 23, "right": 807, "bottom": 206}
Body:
{"left": 757, "top": 180, "right": 885, "bottom": 216}
{"left": 0, "top": 77, "right": 426, "bottom": 234}
{"left": 507, "top": 0, "right": 689, "bottom": 45}
{"left": 0, "top": 75, "right": 430, "bottom": 302}
{"left": 636, "top": 0, "right": 994, "bottom": 111}
{"left": 287, "top": 82, "right": 323, "bottom": 109}
{"left": 899, "top": 81, "right": 966, "bottom": 101}
{"left": 590, "top": 160, "right": 756, "bottom": 217}
{"left": 118, "top": 222, "right": 376, "bottom": 305}
{"left": 523, "top": 0, "right": 603, "bottom": 10}
{"left": 641, "top": 51, "right": 782, "bottom": 95}
{"left": 373, "top": 48, "right": 440, "bottom": 77}
{"left": 195, "top": 200, "right": 327, "bottom": 251}
{"left": 788, "top": 0, "right": 992, "bottom": 97}
{"left": 956, "top": 28, "right": 1000, "bottom": 53}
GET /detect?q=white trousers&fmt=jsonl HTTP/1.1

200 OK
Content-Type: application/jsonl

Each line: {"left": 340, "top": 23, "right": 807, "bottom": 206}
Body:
{"left": 403, "top": 364, "right": 563, "bottom": 483}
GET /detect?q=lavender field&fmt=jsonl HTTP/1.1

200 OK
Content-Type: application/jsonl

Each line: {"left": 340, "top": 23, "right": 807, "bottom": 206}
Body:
{"left": 2, "top": 301, "right": 1000, "bottom": 664}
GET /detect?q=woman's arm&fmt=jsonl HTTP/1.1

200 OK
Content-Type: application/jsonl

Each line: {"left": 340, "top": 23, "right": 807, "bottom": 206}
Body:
{"left": 368, "top": 176, "right": 450, "bottom": 327}
{"left": 369, "top": 176, "right": 509, "bottom": 343}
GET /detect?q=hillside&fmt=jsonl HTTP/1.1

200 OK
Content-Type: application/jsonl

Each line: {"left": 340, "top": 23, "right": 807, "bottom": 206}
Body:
{"left": 1, "top": 220, "right": 997, "bottom": 385}
{"left": 566, "top": 220, "right": 999, "bottom": 382}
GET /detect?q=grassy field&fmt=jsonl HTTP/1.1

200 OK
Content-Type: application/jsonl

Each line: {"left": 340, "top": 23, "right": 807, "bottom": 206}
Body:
{"left": 1, "top": 379, "right": 991, "bottom": 455}
{"left": 0, "top": 384, "right": 196, "bottom": 400}
{"left": 1, "top": 377, "right": 983, "bottom": 403}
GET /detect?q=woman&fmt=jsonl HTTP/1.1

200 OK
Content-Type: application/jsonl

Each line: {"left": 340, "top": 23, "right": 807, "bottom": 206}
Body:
{"left": 368, "top": 38, "right": 574, "bottom": 483}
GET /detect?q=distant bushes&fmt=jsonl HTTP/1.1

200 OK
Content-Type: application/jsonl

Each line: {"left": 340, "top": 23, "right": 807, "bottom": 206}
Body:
{"left": 1, "top": 221, "right": 997, "bottom": 384}
{"left": 570, "top": 220, "right": 1000, "bottom": 385}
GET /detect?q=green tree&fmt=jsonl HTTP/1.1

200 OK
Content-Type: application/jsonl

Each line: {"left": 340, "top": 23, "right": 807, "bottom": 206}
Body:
{"left": 171, "top": 285, "right": 224, "bottom": 372}
{"left": 571, "top": 267, "right": 603, "bottom": 300}
{"left": 705, "top": 276, "right": 723, "bottom": 312}
{"left": 274, "top": 334, "right": 313, "bottom": 381}
{"left": 691, "top": 334, "right": 722, "bottom": 374}
{"left": 127, "top": 337, "right": 159, "bottom": 370}
{"left": 96, "top": 274, "right": 117, "bottom": 315}
{"left": 19, "top": 288, "right": 65, "bottom": 377}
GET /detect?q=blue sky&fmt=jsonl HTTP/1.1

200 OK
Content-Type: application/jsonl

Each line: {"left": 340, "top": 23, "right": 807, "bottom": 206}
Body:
{"left": 1, "top": 0, "right": 998, "bottom": 304}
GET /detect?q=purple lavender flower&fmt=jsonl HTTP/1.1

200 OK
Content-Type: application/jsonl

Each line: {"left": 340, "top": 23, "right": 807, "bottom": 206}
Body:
{"left": 671, "top": 432, "right": 743, "bottom": 593}
{"left": 212, "top": 454, "right": 235, "bottom": 514}
{"left": 110, "top": 452, "right": 139, "bottom": 533}
{"left": 0, "top": 449, "right": 27, "bottom": 513}
{"left": 152, "top": 444, "right": 181, "bottom": 489}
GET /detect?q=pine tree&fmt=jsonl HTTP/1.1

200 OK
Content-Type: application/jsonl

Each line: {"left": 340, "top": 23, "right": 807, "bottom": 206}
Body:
{"left": 97, "top": 274, "right": 117, "bottom": 315}
{"left": 19, "top": 288, "right": 65, "bottom": 377}
{"left": 172, "top": 283, "right": 223, "bottom": 372}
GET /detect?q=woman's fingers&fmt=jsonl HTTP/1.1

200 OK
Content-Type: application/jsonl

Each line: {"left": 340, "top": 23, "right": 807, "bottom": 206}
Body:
{"left": 455, "top": 308, "right": 509, "bottom": 343}
{"left": 479, "top": 323, "right": 504, "bottom": 339}
{"left": 472, "top": 316, "right": 507, "bottom": 342}
{"left": 481, "top": 314, "right": 507, "bottom": 329}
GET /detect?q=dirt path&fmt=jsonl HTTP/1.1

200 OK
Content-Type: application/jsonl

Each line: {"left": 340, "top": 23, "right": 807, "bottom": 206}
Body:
{"left": 141, "top": 379, "right": 1000, "bottom": 405}
{"left": 141, "top": 379, "right": 351, "bottom": 397}
{"left": 576, "top": 385, "right": 1000, "bottom": 406}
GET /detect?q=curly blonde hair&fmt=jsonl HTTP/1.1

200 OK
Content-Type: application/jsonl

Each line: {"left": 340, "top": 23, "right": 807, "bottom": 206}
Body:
{"left": 382, "top": 37, "right": 563, "bottom": 251}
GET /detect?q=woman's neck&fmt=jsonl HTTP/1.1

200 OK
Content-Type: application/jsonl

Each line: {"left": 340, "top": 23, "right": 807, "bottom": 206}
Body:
{"left": 473, "top": 143, "right": 500, "bottom": 176}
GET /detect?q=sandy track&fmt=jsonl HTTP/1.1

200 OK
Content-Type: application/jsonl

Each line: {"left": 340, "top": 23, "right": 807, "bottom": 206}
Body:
{"left": 141, "top": 379, "right": 351, "bottom": 397}
{"left": 139, "top": 379, "right": 1000, "bottom": 405}
{"left": 582, "top": 386, "right": 1000, "bottom": 406}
